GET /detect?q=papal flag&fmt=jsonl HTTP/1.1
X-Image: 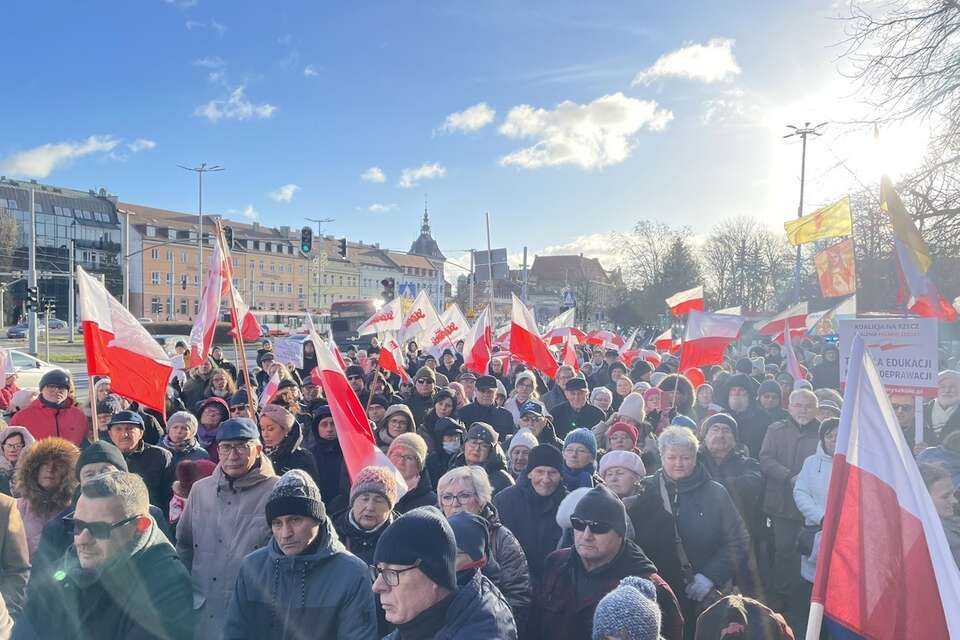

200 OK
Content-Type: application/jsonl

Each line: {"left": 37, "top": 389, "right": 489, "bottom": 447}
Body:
{"left": 784, "top": 196, "right": 852, "bottom": 246}
{"left": 815, "top": 238, "right": 857, "bottom": 298}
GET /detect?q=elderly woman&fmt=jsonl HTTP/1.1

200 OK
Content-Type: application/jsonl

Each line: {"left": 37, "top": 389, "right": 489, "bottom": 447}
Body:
{"left": 561, "top": 428, "right": 601, "bottom": 491}
{"left": 625, "top": 426, "right": 750, "bottom": 631}
{"left": 589, "top": 386, "right": 613, "bottom": 416}
{"left": 606, "top": 421, "right": 642, "bottom": 454}
{"left": 504, "top": 370, "right": 539, "bottom": 427}
{"left": 259, "top": 403, "right": 318, "bottom": 482}
{"left": 160, "top": 410, "right": 210, "bottom": 467}
{"left": 14, "top": 437, "right": 79, "bottom": 556}
{"left": 333, "top": 466, "right": 400, "bottom": 565}
{"left": 598, "top": 450, "right": 645, "bottom": 498}
{"left": 387, "top": 432, "right": 437, "bottom": 514}
{"left": 505, "top": 428, "right": 538, "bottom": 479}
{"left": 419, "top": 388, "right": 458, "bottom": 452}
{"left": 437, "top": 466, "right": 532, "bottom": 632}
{"left": 194, "top": 396, "right": 230, "bottom": 461}
{"left": 375, "top": 404, "right": 416, "bottom": 452}
{"left": 204, "top": 368, "right": 236, "bottom": 400}
{"left": 925, "top": 370, "right": 960, "bottom": 444}
{"left": 794, "top": 418, "right": 838, "bottom": 585}
{"left": 0, "top": 426, "right": 34, "bottom": 496}
{"left": 447, "top": 422, "right": 515, "bottom": 494}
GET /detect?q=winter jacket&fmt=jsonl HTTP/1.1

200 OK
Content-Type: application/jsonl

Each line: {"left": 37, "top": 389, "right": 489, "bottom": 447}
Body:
{"left": 375, "top": 404, "right": 417, "bottom": 453}
{"left": 493, "top": 472, "right": 567, "bottom": 580}
{"left": 0, "top": 382, "right": 18, "bottom": 411}
{"left": 0, "top": 427, "right": 35, "bottom": 497}
{"left": 477, "top": 502, "right": 532, "bottom": 632}
{"left": 923, "top": 400, "right": 960, "bottom": 446}
{"left": 698, "top": 449, "right": 764, "bottom": 535}
{"left": 549, "top": 401, "right": 606, "bottom": 439}
{"left": 333, "top": 509, "right": 394, "bottom": 566}
{"left": 532, "top": 540, "right": 684, "bottom": 640}
{"left": 406, "top": 391, "right": 437, "bottom": 429}
{"left": 159, "top": 436, "right": 210, "bottom": 470}
{"left": 456, "top": 402, "right": 516, "bottom": 441}
{"left": 310, "top": 437, "right": 351, "bottom": 515}
{"left": 793, "top": 444, "right": 833, "bottom": 582}
{"left": 626, "top": 467, "right": 750, "bottom": 620}
{"left": 12, "top": 397, "right": 87, "bottom": 446}
{"left": 503, "top": 395, "right": 537, "bottom": 427}
{"left": 265, "top": 421, "right": 319, "bottom": 484}
{"left": 175, "top": 455, "right": 278, "bottom": 640}
{"left": 540, "top": 386, "right": 567, "bottom": 412}
{"left": 16, "top": 520, "right": 194, "bottom": 640}
{"left": 447, "top": 447, "right": 515, "bottom": 495}
{"left": 759, "top": 417, "right": 821, "bottom": 520}
{"left": 181, "top": 371, "right": 214, "bottom": 412}
{"left": 124, "top": 441, "right": 174, "bottom": 518}
{"left": 0, "top": 494, "right": 28, "bottom": 617}
{"left": 811, "top": 352, "right": 840, "bottom": 390}
{"left": 394, "top": 470, "right": 437, "bottom": 515}
{"left": 223, "top": 518, "right": 378, "bottom": 640}
{"left": 383, "top": 569, "right": 517, "bottom": 640}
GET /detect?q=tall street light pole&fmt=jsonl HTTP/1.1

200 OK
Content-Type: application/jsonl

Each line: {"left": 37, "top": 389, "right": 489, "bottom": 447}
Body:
{"left": 178, "top": 163, "right": 224, "bottom": 304}
{"left": 784, "top": 121, "right": 827, "bottom": 303}
{"left": 306, "top": 217, "right": 334, "bottom": 311}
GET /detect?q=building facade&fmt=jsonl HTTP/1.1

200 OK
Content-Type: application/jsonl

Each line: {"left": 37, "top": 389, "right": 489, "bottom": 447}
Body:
{"left": 527, "top": 254, "right": 623, "bottom": 327}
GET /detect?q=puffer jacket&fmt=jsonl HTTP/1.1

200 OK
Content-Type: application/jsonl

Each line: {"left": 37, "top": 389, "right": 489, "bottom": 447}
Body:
{"left": 384, "top": 569, "right": 517, "bottom": 640}
{"left": 492, "top": 472, "right": 567, "bottom": 579}
{"left": 793, "top": 443, "right": 833, "bottom": 582}
{"left": 0, "top": 426, "right": 35, "bottom": 497}
{"left": 759, "top": 416, "right": 820, "bottom": 519}
{"left": 265, "top": 421, "right": 319, "bottom": 484}
{"left": 447, "top": 447, "right": 515, "bottom": 495}
{"left": 223, "top": 517, "right": 378, "bottom": 640}
{"left": 175, "top": 455, "right": 278, "bottom": 640}
{"left": 477, "top": 502, "right": 532, "bottom": 632}
{"left": 12, "top": 397, "right": 87, "bottom": 446}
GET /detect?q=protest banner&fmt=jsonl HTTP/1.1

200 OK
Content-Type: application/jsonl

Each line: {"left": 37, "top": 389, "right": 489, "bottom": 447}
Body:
{"left": 273, "top": 337, "right": 305, "bottom": 368}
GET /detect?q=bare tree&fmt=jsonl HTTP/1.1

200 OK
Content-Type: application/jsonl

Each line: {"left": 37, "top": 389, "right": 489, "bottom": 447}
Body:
{"left": 616, "top": 221, "right": 680, "bottom": 290}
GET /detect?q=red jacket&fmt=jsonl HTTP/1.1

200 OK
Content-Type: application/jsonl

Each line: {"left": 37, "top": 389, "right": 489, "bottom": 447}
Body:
{"left": 12, "top": 397, "right": 88, "bottom": 446}
{"left": 0, "top": 382, "right": 18, "bottom": 410}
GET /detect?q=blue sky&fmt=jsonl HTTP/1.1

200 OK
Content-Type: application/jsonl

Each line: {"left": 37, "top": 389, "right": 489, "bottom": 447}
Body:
{"left": 3, "top": 1, "right": 917, "bottom": 275}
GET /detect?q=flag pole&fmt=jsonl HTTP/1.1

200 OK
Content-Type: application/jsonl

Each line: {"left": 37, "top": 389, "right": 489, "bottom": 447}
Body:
{"left": 805, "top": 602, "right": 824, "bottom": 640}
{"left": 88, "top": 374, "right": 100, "bottom": 442}
{"left": 214, "top": 218, "right": 257, "bottom": 417}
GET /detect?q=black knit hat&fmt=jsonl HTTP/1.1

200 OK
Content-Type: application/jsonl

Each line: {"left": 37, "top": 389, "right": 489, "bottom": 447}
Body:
{"left": 374, "top": 506, "right": 457, "bottom": 591}
{"left": 525, "top": 443, "right": 564, "bottom": 474}
{"left": 572, "top": 485, "right": 627, "bottom": 537}
{"left": 702, "top": 413, "right": 739, "bottom": 440}
{"left": 39, "top": 369, "right": 71, "bottom": 390}
{"left": 448, "top": 511, "right": 489, "bottom": 562}
{"left": 265, "top": 469, "right": 326, "bottom": 524}
{"left": 466, "top": 422, "right": 498, "bottom": 446}
{"left": 76, "top": 440, "right": 128, "bottom": 479}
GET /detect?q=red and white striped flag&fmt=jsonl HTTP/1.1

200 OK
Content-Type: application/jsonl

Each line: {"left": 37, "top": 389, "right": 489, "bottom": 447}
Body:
{"left": 77, "top": 267, "right": 173, "bottom": 415}
{"left": 258, "top": 370, "right": 281, "bottom": 406}
{"left": 665, "top": 285, "right": 705, "bottom": 316}
{"left": 560, "top": 334, "right": 580, "bottom": 373}
{"left": 462, "top": 306, "right": 493, "bottom": 375}
{"left": 678, "top": 310, "right": 745, "bottom": 372}
{"left": 781, "top": 319, "right": 805, "bottom": 382}
{"left": 757, "top": 301, "right": 808, "bottom": 337}
{"left": 398, "top": 290, "right": 443, "bottom": 345}
{"left": 510, "top": 294, "right": 558, "bottom": 378}
{"left": 653, "top": 328, "right": 674, "bottom": 353}
{"left": 378, "top": 336, "right": 411, "bottom": 384}
{"left": 357, "top": 297, "right": 403, "bottom": 336}
{"left": 426, "top": 303, "right": 469, "bottom": 359}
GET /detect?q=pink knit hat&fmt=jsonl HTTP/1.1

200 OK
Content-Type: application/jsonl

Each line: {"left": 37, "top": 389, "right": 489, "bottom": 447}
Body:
{"left": 350, "top": 465, "right": 400, "bottom": 508}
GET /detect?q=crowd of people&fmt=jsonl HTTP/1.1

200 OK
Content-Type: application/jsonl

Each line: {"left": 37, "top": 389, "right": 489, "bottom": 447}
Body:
{"left": 0, "top": 330, "right": 954, "bottom": 639}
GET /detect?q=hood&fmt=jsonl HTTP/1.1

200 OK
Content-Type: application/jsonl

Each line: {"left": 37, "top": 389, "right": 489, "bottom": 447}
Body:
{"left": 441, "top": 570, "right": 512, "bottom": 636}
{"left": 0, "top": 426, "right": 36, "bottom": 474}
{"left": 266, "top": 515, "right": 345, "bottom": 564}
{"left": 270, "top": 420, "right": 305, "bottom": 461}
{"left": 720, "top": 374, "right": 756, "bottom": 410}
{"left": 757, "top": 379, "right": 782, "bottom": 403}
{"left": 15, "top": 436, "right": 80, "bottom": 512}
{"left": 376, "top": 404, "right": 416, "bottom": 446}
{"left": 814, "top": 442, "right": 832, "bottom": 462}
{"left": 214, "top": 453, "right": 277, "bottom": 492}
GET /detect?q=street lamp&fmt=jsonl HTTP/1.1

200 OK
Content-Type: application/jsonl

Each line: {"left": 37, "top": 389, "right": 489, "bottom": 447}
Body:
{"left": 784, "top": 121, "right": 828, "bottom": 303}
{"left": 178, "top": 162, "right": 224, "bottom": 303}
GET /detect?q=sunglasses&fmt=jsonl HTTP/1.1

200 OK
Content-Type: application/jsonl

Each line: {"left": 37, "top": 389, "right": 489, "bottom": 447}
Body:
{"left": 230, "top": 405, "right": 248, "bottom": 414}
{"left": 416, "top": 379, "right": 434, "bottom": 385}
{"left": 570, "top": 516, "right": 613, "bottom": 535}
{"left": 891, "top": 403, "right": 912, "bottom": 412}
{"left": 66, "top": 514, "right": 141, "bottom": 539}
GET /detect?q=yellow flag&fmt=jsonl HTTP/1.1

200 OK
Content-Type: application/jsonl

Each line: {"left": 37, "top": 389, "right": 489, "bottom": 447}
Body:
{"left": 783, "top": 196, "right": 852, "bottom": 246}
{"left": 880, "top": 176, "right": 931, "bottom": 272}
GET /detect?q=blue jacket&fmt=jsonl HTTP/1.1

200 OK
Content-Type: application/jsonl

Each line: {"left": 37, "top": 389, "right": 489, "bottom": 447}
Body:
{"left": 223, "top": 518, "right": 378, "bottom": 640}
{"left": 385, "top": 570, "right": 517, "bottom": 640}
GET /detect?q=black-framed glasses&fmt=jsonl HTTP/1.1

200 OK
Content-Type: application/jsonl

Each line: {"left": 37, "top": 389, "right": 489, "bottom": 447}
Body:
{"left": 230, "top": 404, "right": 249, "bottom": 414}
{"left": 217, "top": 441, "right": 254, "bottom": 457}
{"left": 371, "top": 561, "right": 421, "bottom": 587}
{"left": 439, "top": 491, "right": 477, "bottom": 505}
{"left": 66, "top": 514, "right": 141, "bottom": 539}
{"left": 570, "top": 516, "right": 613, "bottom": 535}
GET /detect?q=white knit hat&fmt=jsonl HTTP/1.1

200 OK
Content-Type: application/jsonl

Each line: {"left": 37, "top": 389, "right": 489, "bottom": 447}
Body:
{"left": 507, "top": 428, "right": 538, "bottom": 457}
{"left": 617, "top": 392, "right": 646, "bottom": 423}
{"left": 555, "top": 487, "right": 592, "bottom": 529}
{"left": 598, "top": 450, "right": 646, "bottom": 478}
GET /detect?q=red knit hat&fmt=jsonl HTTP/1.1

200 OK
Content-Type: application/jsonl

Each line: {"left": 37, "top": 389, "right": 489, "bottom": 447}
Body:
{"left": 175, "top": 459, "right": 216, "bottom": 495}
{"left": 607, "top": 421, "right": 640, "bottom": 446}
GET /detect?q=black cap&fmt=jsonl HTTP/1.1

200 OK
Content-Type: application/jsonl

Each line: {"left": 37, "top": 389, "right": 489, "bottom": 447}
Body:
{"left": 368, "top": 394, "right": 389, "bottom": 408}
{"left": 435, "top": 417, "right": 466, "bottom": 438}
{"left": 476, "top": 375, "right": 498, "bottom": 391}
{"left": 374, "top": 507, "right": 457, "bottom": 591}
{"left": 108, "top": 410, "right": 144, "bottom": 429}
{"left": 526, "top": 443, "right": 563, "bottom": 474}
{"left": 521, "top": 400, "right": 546, "bottom": 417}
{"left": 565, "top": 377, "right": 588, "bottom": 391}
{"left": 277, "top": 379, "right": 298, "bottom": 391}
{"left": 345, "top": 365, "right": 364, "bottom": 379}
{"left": 573, "top": 485, "right": 627, "bottom": 537}
{"left": 466, "top": 422, "right": 498, "bottom": 445}
{"left": 604, "top": 348, "right": 620, "bottom": 358}
{"left": 39, "top": 369, "right": 71, "bottom": 390}
{"left": 229, "top": 389, "right": 252, "bottom": 407}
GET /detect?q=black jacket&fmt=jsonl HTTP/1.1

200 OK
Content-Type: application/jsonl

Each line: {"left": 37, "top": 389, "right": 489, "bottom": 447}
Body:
{"left": 332, "top": 509, "right": 394, "bottom": 566}
{"left": 492, "top": 472, "right": 567, "bottom": 579}
{"left": 549, "top": 402, "right": 605, "bottom": 439}
{"left": 124, "top": 442, "right": 174, "bottom": 518}
{"left": 407, "top": 392, "right": 437, "bottom": 428}
{"left": 309, "top": 437, "right": 351, "bottom": 515}
{"left": 698, "top": 449, "right": 764, "bottom": 535}
{"left": 266, "top": 421, "right": 320, "bottom": 484}
{"left": 456, "top": 402, "right": 516, "bottom": 441}
{"left": 395, "top": 469, "right": 438, "bottom": 515}
{"left": 448, "top": 447, "right": 515, "bottom": 495}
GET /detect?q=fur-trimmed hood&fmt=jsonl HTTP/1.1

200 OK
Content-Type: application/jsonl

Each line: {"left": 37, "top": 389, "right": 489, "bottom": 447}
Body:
{"left": 14, "top": 436, "right": 79, "bottom": 515}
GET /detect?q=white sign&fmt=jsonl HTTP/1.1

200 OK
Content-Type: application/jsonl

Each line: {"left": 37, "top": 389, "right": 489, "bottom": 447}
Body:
{"left": 838, "top": 317, "right": 938, "bottom": 397}
{"left": 274, "top": 337, "right": 305, "bottom": 368}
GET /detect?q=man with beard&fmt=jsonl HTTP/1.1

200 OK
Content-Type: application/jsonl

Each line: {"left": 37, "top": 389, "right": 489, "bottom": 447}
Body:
{"left": 719, "top": 374, "right": 770, "bottom": 459}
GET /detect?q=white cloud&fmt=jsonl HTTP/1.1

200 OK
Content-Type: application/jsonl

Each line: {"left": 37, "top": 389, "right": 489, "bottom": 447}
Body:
{"left": 303, "top": 65, "right": 319, "bottom": 77}
{"left": 227, "top": 205, "right": 259, "bottom": 221}
{"left": 539, "top": 233, "right": 622, "bottom": 270}
{"left": 164, "top": 0, "right": 198, "bottom": 8}
{"left": 193, "top": 56, "right": 226, "bottom": 69}
{"left": 0, "top": 135, "right": 120, "bottom": 178}
{"left": 268, "top": 183, "right": 300, "bottom": 202}
{"left": 194, "top": 87, "right": 276, "bottom": 122}
{"left": 127, "top": 138, "right": 157, "bottom": 152}
{"left": 185, "top": 18, "right": 227, "bottom": 36}
{"left": 437, "top": 102, "right": 496, "bottom": 134}
{"left": 368, "top": 203, "right": 397, "bottom": 213}
{"left": 210, "top": 18, "right": 227, "bottom": 36}
{"left": 498, "top": 92, "right": 673, "bottom": 170}
{"left": 633, "top": 38, "right": 741, "bottom": 85}
{"left": 361, "top": 166, "right": 386, "bottom": 183}
{"left": 398, "top": 162, "right": 446, "bottom": 188}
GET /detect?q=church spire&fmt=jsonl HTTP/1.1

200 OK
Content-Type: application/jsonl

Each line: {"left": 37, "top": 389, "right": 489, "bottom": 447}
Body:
{"left": 421, "top": 194, "right": 430, "bottom": 233}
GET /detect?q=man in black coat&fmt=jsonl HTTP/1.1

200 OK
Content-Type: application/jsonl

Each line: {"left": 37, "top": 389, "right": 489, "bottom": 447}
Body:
{"left": 492, "top": 444, "right": 567, "bottom": 580}
{"left": 456, "top": 375, "right": 515, "bottom": 441}
{"left": 406, "top": 367, "right": 439, "bottom": 428}
{"left": 107, "top": 411, "right": 174, "bottom": 518}
{"left": 720, "top": 373, "right": 772, "bottom": 459}
{"left": 550, "top": 377, "right": 605, "bottom": 439}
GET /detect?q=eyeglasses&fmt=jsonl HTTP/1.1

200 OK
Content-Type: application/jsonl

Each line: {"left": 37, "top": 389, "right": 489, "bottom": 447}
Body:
{"left": 2, "top": 442, "right": 24, "bottom": 451}
{"left": 230, "top": 405, "right": 249, "bottom": 414}
{"left": 67, "top": 514, "right": 141, "bottom": 539}
{"left": 347, "top": 375, "right": 363, "bottom": 381}
{"left": 439, "top": 491, "right": 477, "bottom": 505}
{"left": 390, "top": 453, "right": 419, "bottom": 465}
{"left": 371, "top": 561, "right": 421, "bottom": 587}
{"left": 570, "top": 516, "right": 613, "bottom": 535}
{"left": 217, "top": 441, "right": 254, "bottom": 456}
{"left": 891, "top": 403, "right": 912, "bottom": 412}
{"left": 416, "top": 379, "right": 434, "bottom": 385}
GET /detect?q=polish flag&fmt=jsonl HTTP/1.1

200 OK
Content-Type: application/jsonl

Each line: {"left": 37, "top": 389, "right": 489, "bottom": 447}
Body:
{"left": 510, "top": 294, "right": 558, "bottom": 378}
{"left": 543, "top": 307, "right": 577, "bottom": 333}
{"left": 427, "top": 303, "right": 469, "bottom": 358}
{"left": 77, "top": 267, "right": 173, "bottom": 415}
{"left": 543, "top": 326, "right": 587, "bottom": 346}
{"left": 495, "top": 326, "right": 511, "bottom": 349}
{"left": 773, "top": 327, "right": 807, "bottom": 346}
{"left": 586, "top": 330, "right": 625, "bottom": 350}
{"left": 678, "top": 310, "right": 745, "bottom": 372}
{"left": 258, "top": 370, "right": 281, "bottom": 406}
{"left": 357, "top": 297, "right": 403, "bottom": 336}
{"left": 560, "top": 334, "right": 580, "bottom": 373}
{"left": 808, "top": 333, "right": 960, "bottom": 639}
{"left": 378, "top": 336, "right": 411, "bottom": 384}
{"left": 665, "top": 285, "right": 705, "bottom": 316}
{"left": 757, "top": 301, "right": 808, "bottom": 337}
{"left": 781, "top": 320, "right": 805, "bottom": 382}
{"left": 462, "top": 306, "right": 493, "bottom": 375}
{"left": 619, "top": 327, "right": 639, "bottom": 355}
{"left": 653, "top": 328, "right": 674, "bottom": 353}
{"left": 621, "top": 349, "right": 661, "bottom": 369}
{"left": 398, "top": 290, "right": 442, "bottom": 345}
{"left": 313, "top": 336, "right": 407, "bottom": 490}
{"left": 227, "top": 284, "right": 263, "bottom": 342}
{"left": 188, "top": 234, "right": 228, "bottom": 368}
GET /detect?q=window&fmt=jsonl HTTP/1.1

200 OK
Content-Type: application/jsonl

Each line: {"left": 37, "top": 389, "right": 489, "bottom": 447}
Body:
{"left": 189, "top": 231, "right": 197, "bottom": 241}
{"left": 165, "top": 250, "right": 172, "bottom": 260}
{"left": 150, "top": 248, "right": 159, "bottom": 260}
{"left": 299, "top": 265, "right": 304, "bottom": 274}
{"left": 270, "top": 282, "right": 276, "bottom": 293}
{"left": 259, "top": 260, "right": 264, "bottom": 272}
{"left": 151, "top": 297, "right": 162, "bottom": 314}
{"left": 181, "top": 251, "right": 188, "bottom": 263}
{"left": 194, "top": 301, "right": 199, "bottom": 315}
{"left": 146, "top": 225, "right": 156, "bottom": 237}
{"left": 298, "top": 285, "right": 304, "bottom": 298}
{"left": 151, "top": 272, "right": 159, "bottom": 286}
{"left": 179, "top": 299, "right": 188, "bottom": 315}
{"left": 286, "top": 283, "right": 292, "bottom": 294}
{"left": 246, "top": 240, "right": 254, "bottom": 250}
{"left": 269, "top": 262, "right": 275, "bottom": 273}
{"left": 194, "top": 275, "right": 199, "bottom": 287}
{"left": 258, "top": 281, "right": 264, "bottom": 292}
{"left": 339, "top": 276, "right": 343, "bottom": 286}
{"left": 166, "top": 272, "right": 172, "bottom": 285}
{"left": 269, "top": 302, "right": 276, "bottom": 310}
{"left": 167, "top": 228, "right": 177, "bottom": 240}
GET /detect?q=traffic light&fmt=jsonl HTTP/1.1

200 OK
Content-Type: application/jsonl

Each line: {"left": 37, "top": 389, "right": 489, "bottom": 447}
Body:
{"left": 338, "top": 237, "right": 348, "bottom": 258}
{"left": 25, "top": 287, "right": 38, "bottom": 312}
{"left": 44, "top": 298, "right": 56, "bottom": 315}
{"left": 223, "top": 225, "right": 234, "bottom": 248}
{"left": 300, "top": 226, "right": 313, "bottom": 254}
{"left": 380, "top": 278, "right": 395, "bottom": 302}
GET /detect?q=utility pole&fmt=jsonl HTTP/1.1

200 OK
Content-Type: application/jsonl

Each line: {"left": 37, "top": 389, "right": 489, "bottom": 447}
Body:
{"left": 178, "top": 162, "right": 224, "bottom": 305}
{"left": 168, "top": 251, "right": 175, "bottom": 321}
{"left": 120, "top": 208, "right": 133, "bottom": 309}
{"left": 68, "top": 239, "right": 75, "bottom": 343}
{"left": 784, "top": 121, "right": 827, "bottom": 303}
{"left": 27, "top": 185, "right": 38, "bottom": 356}
{"left": 468, "top": 250, "right": 475, "bottom": 312}
{"left": 306, "top": 218, "right": 333, "bottom": 312}
{"left": 485, "top": 212, "right": 495, "bottom": 321}
{"left": 522, "top": 247, "right": 528, "bottom": 304}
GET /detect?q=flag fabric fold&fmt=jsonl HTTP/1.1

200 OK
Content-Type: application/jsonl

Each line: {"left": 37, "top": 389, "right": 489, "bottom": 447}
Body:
{"left": 426, "top": 304, "right": 469, "bottom": 358}
{"left": 357, "top": 298, "right": 403, "bottom": 337}
{"left": 398, "top": 290, "right": 443, "bottom": 345}
{"left": 462, "top": 306, "right": 493, "bottom": 376}
{"left": 258, "top": 370, "right": 281, "bottom": 407}
{"left": 378, "top": 336, "right": 412, "bottom": 384}
{"left": 757, "top": 302, "right": 808, "bottom": 336}
{"left": 781, "top": 320, "right": 804, "bottom": 382}
{"left": 653, "top": 328, "right": 674, "bottom": 353}
{"left": 560, "top": 334, "right": 580, "bottom": 373}
{"left": 678, "top": 310, "right": 745, "bottom": 372}
{"left": 543, "top": 307, "right": 576, "bottom": 333}
{"left": 510, "top": 294, "right": 558, "bottom": 378}
{"left": 784, "top": 196, "right": 852, "bottom": 246}
{"left": 77, "top": 266, "right": 173, "bottom": 415}
{"left": 665, "top": 285, "right": 705, "bottom": 316}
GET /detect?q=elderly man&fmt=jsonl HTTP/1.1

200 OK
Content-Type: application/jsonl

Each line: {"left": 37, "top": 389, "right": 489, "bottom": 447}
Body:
{"left": 925, "top": 370, "right": 960, "bottom": 444}
{"left": 372, "top": 506, "right": 518, "bottom": 639}
{"left": 533, "top": 485, "right": 684, "bottom": 640}
{"left": 456, "top": 375, "right": 516, "bottom": 441}
{"left": 759, "top": 388, "right": 820, "bottom": 619}
{"left": 550, "top": 377, "right": 606, "bottom": 439}
{"left": 17, "top": 472, "right": 194, "bottom": 639}
{"left": 176, "top": 418, "right": 279, "bottom": 639}
{"left": 457, "top": 371, "right": 477, "bottom": 403}
{"left": 541, "top": 366, "right": 575, "bottom": 412}
{"left": 224, "top": 469, "right": 378, "bottom": 640}
{"left": 108, "top": 410, "right": 174, "bottom": 517}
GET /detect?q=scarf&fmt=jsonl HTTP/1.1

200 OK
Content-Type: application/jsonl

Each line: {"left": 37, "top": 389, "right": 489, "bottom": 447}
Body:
{"left": 161, "top": 434, "right": 197, "bottom": 453}
{"left": 196, "top": 425, "right": 218, "bottom": 448}
{"left": 931, "top": 401, "right": 958, "bottom": 434}
{"left": 562, "top": 462, "right": 595, "bottom": 491}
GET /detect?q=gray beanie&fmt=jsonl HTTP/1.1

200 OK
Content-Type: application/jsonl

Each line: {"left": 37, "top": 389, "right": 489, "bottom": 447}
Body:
{"left": 265, "top": 469, "right": 326, "bottom": 524}
{"left": 592, "top": 576, "right": 661, "bottom": 640}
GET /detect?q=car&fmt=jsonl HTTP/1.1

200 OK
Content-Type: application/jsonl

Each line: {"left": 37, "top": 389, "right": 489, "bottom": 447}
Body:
{"left": 47, "top": 319, "right": 67, "bottom": 330}
{"left": 6, "top": 324, "right": 45, "bottom": 339}
{"left": 8, "top": 350, "right": 62, "bottom": 391}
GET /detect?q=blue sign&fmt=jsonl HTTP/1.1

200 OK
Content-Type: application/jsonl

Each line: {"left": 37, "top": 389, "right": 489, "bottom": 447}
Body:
{"left": 562, "top": 289, "right": 576, "bottom": 307}
{"left": 398, "top": 283, "right": 418, "bottom": 299}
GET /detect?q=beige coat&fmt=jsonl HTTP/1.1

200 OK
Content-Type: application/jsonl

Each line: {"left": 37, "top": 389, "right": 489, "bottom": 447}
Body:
{"left": 176, "top": 454, "right": 278, "bottom": 640}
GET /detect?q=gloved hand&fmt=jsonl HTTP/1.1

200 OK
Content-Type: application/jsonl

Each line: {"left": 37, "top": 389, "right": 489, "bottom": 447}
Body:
{"left": 684, "top": 573, "right": 714, "bottom": 602}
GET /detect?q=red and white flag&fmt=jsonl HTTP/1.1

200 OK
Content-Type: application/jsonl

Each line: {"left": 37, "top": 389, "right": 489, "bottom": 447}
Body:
{"left": 378, "top": 336, "right": 411, "bottom": 384}
{"left": 757, "top": 301, "right": 808, "bottom": 336}
{"left": 622, "top": 349, "right": 661, "bottom": 369}
{"left": 653, "top": 328, "right": 674, "bottom": 353}
{"left": 808, "top": 333, "right": 960, "bottom": 638}
{"left": 678, "top": 310, "right": 745, "bottom": 371}
{"left": 398, "top": 290, "right": 443, "bottom": 345}
{"left": 462, "top": 306, "right": 493, "bottom": 375}
{"left": 543, "top": 326, "right": 587, "bottom": 346}
{"left": 258, "top": 370, "right": 281, "bottom": 406}
{"left": 543, "top": 307, "right": 576, "bottom": 333}
{"left": 313, "top": 336, "right": 407, "bottom": 490}
{"left": 586, "top": 330, "right": 625, "bottom": 350}
{"left": 665, "top": 285, "right": 705, "bottom": 316}
{"left": 227, "top": 284, "right": 263, "bottom": 342}
{"left": 77, "top": 266, "right": 173, "bottom": 415}
{"left": 357, "top": 297, "right": 403, "bottom": 337}
{"left": 560, "top": 334, "right": 580, "bottom": 373}
{"left": 426, "top": 304, "right": 469, "bottom": 358}
{"left": 188, "top": 234, "right": 228, "bottom": 368}
{"left": 619, "top": 327, "right": 639, "bottom": 355}
{"left": 510, "top": 294, "right": 558, "bottom": 378}
{"left": 781, "top": 320, "right": 805, "bottom": 382}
